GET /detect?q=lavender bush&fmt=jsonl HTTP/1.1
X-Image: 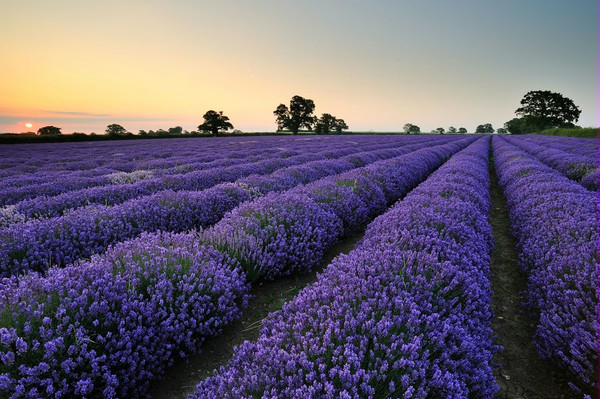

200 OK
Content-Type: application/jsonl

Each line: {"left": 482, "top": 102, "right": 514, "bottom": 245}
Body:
{"left": 504, "top": 136, "right": 598, "bottom": 190}
{"left": 493, "top": 137, "right": 599, "bottom": 394}
{"left": 192, "top": 137, "right": 499, "bottom": 398}
{"left": 0, "top": 232, "right": 250, "bottom": 398}
{"left": 0, "top": 138, "right": 461, "bottom": 277}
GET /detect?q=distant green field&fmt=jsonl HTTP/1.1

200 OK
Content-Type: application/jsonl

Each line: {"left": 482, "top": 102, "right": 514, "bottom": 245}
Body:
{"left": 535, "top": 127, "right": 599, "bottom": 138}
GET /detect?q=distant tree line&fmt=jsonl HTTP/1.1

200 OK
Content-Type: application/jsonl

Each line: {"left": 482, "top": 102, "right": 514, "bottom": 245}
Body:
{"left": 15, "top": 89, "right": 584, "bottom": 141}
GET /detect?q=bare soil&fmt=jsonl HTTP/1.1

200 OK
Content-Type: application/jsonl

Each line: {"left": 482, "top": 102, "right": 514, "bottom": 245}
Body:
{"left": 148, "top": 232, "right": 365, "bottom": 399}
{"left": 488, "top": 155, "right": 576, "bottom": 399}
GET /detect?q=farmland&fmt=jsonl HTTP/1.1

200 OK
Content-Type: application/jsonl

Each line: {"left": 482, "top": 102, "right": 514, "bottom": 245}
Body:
{"left": 0, "top": 134, "right": 597, "bottom": 398}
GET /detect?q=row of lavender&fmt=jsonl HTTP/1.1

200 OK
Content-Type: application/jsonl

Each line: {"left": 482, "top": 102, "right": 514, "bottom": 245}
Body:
{"left": 514, "top": 135, "right": 599, "bottom": 160}
{"left": 503, "top": 135, "right": 599, "bottom": 191}
{"left": 493, "top": 137, "right": 599, "bottom": 395}
{"left": 0, "top": 138, "right": 474, "bottom": 397}
{"left": 1, "top": 136, "right": 411, "bottom": 207}
{"left": 192, "top": 137, "right": 498, "bottom": 398}
{"left": 0, "top": 136, "right": 461, "bottom": 277}
{"left": 0, "top": 137, "right": 300, "bottom": 177}
{"left": 1, "top": 137, "right": 412, "bottom": 221}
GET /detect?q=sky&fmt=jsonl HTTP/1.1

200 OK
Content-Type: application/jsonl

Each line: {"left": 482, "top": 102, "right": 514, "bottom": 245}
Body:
{"left": 0, "top": 0, "right": 598, "bottom": 134}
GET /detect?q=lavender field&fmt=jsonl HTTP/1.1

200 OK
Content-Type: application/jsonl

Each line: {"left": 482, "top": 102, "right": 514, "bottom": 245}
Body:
{"left": 0, "top": 135, "right": 597, "bottom": 398}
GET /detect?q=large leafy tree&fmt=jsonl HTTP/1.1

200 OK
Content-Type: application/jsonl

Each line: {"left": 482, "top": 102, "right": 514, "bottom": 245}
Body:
{"left": 515, "top": 90, "right": 581, "bottom": 128}
{"left": 273, "top": 95, "right": 316, "bottom": 134}
{"left": 315, "top": 113, "right": 349, "bottom": 134}
{"left": 198, "top": 110, "right": 233, "bottom": 136}
{"left": 106, "top": 124, "right": 127, "bottom": 136}
{"left": 402, "top": 123, "right": 421, "bottom": 134}
{"left": 475, "top": 123, "right": 494, "bottom": 133}
{"left": 37, "top": 126, "right": 61, "bottom": 135}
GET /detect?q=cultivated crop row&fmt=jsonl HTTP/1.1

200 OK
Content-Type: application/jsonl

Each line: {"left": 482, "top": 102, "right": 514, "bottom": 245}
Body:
{"left": 0, "top": 137, "right": 464, "bottom": 276}
{"left": 0, "top": 136, "right": 396, "bottom": 206}
{"left": 493, "top": 137, "right": 599, "bottom": 394}
{"left": 0, "top": 137, "right": 474, "bottom": 398}
{"left": 192, "top": 137, "right": 498, "bottom": 398}
{"left": 502, "top": 136, "right": 598, "bottom": 191}
{"left": 513, "top": 135, "right": 599, "bottom": 160}
{"left": 2, "top": 138, "right": 399, "bottom": 220}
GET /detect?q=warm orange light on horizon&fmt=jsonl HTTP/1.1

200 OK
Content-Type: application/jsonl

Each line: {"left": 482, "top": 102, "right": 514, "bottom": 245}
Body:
{"left": 25, "top": 123, "right": 33, "bottom": 129}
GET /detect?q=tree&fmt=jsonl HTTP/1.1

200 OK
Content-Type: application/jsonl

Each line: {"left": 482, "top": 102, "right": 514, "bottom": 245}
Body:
{"left": 168, "top": 126, "right": 183, "bottom": 135}
{"left": 333, "top": 118, "right": 348, "bottom": 134}
{"left": 37, "top": 126, "right": 61, "bottom": 135}
{"left": 475, "top": 123, "right": 494, "bottom": 133}
{"left": 106, "top": 124, "right": 127, "bottom": 136}
{"left": 515, "top": 90, "right": 581, "bottom": 128}
{"left": 448, "top": 126, "right": 457, "bottom": 133}
{"left": 402, "top": 123, "right": 421, "bottom": 134}
{"left": 315, "top": 113, "right": 336, "bottom": 134}
{"left": 496, "top": 127, "right": 508, "bottom": 134}
{"left": 273, "top": 95, "right": 316, "bottom": 134}
{"left": 435, "top": 127, "right": 445, "bottom": 134}
{"left": 198, "top": 110, "right": 233, "bottom": 136}
{"left": 458, "top": 127, "right": 467, "bottom": 133}
{"left": 314, "top": 113, "right": 348, "bottom": 134}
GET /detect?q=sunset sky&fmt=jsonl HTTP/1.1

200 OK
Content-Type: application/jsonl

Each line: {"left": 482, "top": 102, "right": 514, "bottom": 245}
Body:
{"left": 1, "top": 0, "right": 598, "bottom": 134}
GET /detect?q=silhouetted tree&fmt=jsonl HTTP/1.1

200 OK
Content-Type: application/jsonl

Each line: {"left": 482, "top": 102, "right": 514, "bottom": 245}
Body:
{"left": 458, "top": 127, "right": 467, "bottom": 133}
{"left": 334, "top": 118, "right": 348, "bottom": 134}
{"left": 273, "top": 95, "right": 316, "bottom": 134}
{"left": 168, "top": 126, "right": 183, "bottom": 135}
{"left": 37, "top": 126, "right": 61, "bottom": 135}
{"left": 403, "top": 123, "right": 421, "bottom": 134}
{"left": 448, "top": 126, "right": 457, "bottom": 133}
{"left": 314, "top": 113, "right": 348, "bottom": 134}
{"left": 475, "top": 123, "right": 494, "bottom": 133}
{"left": 515, "top": 90, "right": 580, "bottom": 128}
{"left": 496, "top": 127, "right": 508, "bottom": 134}
{"left": 435, "top": 127, "right": 445, "bottom": 134}
{"left": 106, "top": 124, "right": 127, "bottom": 136}
{"left": 198, "top": 110, "right": 233, "bottom": 136}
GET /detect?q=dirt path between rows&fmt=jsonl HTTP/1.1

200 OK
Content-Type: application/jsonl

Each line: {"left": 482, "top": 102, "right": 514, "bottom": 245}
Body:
{"left": 148, "top": 231, "right": 365, "bottom": 399}
{"left": 488, "top": 155, "right": 575, "bottom": 399}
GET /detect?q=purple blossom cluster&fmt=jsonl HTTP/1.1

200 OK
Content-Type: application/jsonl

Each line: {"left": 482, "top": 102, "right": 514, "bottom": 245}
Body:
{"left": 0, "top": 136, "right": 473, "bottom": 398}
{"left": 199, "top": 137, "right": 475, "bottom": 282}
{"left": 0, "top": 137, "right": 461, "bottom": 277}
{"left": 0, "top": 232, "right": 250, "bottom": 398}
{"left": 514, "top": 135, "right": 598, "bottom": 160}
{"left": 3, "top": 140, "right": 354, "bottom": 220}
{"left": 192, "top": 137, "right": 498, "bottom": 398}
{"left": 503, "top": 136, "right": 599, "bottom": 190}
{"left": 492, "top": 137, "right": 599, "bottom": 394}
{"left": 0, "top": 136, "right": 387, "bottom": 207}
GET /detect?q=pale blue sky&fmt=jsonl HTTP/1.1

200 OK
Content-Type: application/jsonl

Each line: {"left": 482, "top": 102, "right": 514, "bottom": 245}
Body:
{"left": 1, "top": 0, "right": 598, "bottom": 133}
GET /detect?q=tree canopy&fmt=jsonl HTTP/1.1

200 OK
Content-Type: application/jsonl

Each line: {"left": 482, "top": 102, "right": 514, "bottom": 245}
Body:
{"left": 106, "top": 124, "right": 127, "bottom": 136}
{"left": 475, "top": 123, "right": 494, "bottom": 133}
{"left": 458, "top": 127, "right": 467, "bottom": 133}
{"left": 273, "top": 95, "right": 316, "bottom": 134}
{"left": 402, "top": 123, "right": 421, "bottom": 134}
{"left": 198, "top": 110, "right": 233, "bottom": 136}
{"left": 515, "top": 90, "right": 581, "bottom": 127}
{"left": 37, "top": 126, "right": 61, "bottom": 135}
{"left": 315, "top": 113, "right": 348, "bottom": 134}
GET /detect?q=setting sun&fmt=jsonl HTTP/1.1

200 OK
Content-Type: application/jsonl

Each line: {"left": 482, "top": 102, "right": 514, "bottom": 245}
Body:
{"left": 25, "top": 123, "right": 32, "bottom": 128}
